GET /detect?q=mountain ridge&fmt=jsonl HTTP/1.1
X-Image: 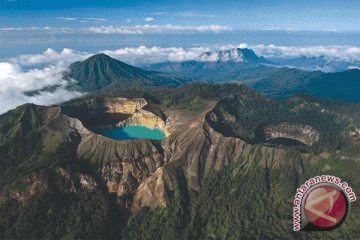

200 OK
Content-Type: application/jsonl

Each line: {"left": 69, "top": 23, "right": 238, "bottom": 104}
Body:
{"left": 249, "top": 67, "right": 360, "bottom": 101}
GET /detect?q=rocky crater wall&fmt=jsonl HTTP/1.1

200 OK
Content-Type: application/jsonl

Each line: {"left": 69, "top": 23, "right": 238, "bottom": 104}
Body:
{"left": 62, "top": 98, "right": 169, "bottom": 136}
{"left": 264, "top": 122, "right": 320, "bottom": 146}
{"left": 103, "top": 98, "right": 147, "bottom": 114}
{"left": 117, "top": 109, "right": 170, "bottom": 137}
{"left": 18, "top": 99, "right": 312, "bottom": 213}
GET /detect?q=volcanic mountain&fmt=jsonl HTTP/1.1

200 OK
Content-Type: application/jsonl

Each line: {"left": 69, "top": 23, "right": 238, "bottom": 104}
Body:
{"left": 197, "top": 48, "right": 268, "bottom": 63}
{"left": 65, "top": 53, "right": 191, "bottom": 91}
{"left": 143, "top": 48, "right": 274, "bottom": 83}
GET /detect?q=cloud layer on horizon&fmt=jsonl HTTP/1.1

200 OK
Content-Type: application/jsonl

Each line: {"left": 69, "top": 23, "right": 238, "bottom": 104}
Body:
{"left": 6, "top": 43, "right": 360, "bottom": 68}
{"left": 1, "top": 43, "right": 360, "bottom": 114}
{"left": 249, "top": 44, "right": 360, "bottom": 62}
{"left": 0, "top": 60, "right": 84, "bottom": 114}
{"left": 88, "top": 24, "right": 234, "bottom": 34}
{"left": 9, "top": 48, "right": 92, "bottom": 66}
{"left": 102, "top": 44, "right": 360, "bottom": 69}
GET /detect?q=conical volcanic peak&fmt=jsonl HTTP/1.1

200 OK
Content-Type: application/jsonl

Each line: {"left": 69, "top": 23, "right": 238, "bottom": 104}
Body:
{"left": 65, "top": 53, "right": 190, "bottom": 91}
{"left": 87, "top": 53, "right": 112, "bottom": 60}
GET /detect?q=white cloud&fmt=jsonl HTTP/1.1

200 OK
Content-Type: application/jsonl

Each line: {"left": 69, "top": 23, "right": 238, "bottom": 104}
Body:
{"left": 88, "top": 24, "right": 233, "bottom": 34}
{"left": 0, "top": 26, "right": 71, "bottom": 32}
{"left": 248, "top": 44, "right": 360, "bottom": 62}
{"left": 57, "top": 17, "right": 78, "bottom": 21}
{"left": 9, "top": 48, "right": 92, "bottom": 66}
{"left": 0, "top": 61, "right": 83, "bottom": 114}
{"left": 321, "top": 29, "right": 337, "bottom": 32}
{"left": 100, "top": 46, "right": 210, "bottom": 65}
{"left": 0, "top": 87, "right": 83, "bottom": 115}
{"left": 176, "top": 11, "right": 220, "bottom": 18}
{"left": 0, "top": 62, "right": 68, "bottom": 91}
{"left": 6, "top": 44, "right": 360, "bottom": 68}
{"left": 136, "top": 24, "right": 233, "bottom": 33}
{"left": 89, "top": 26, "right": 144, "bottom": 34}
{"left": 144, "top": 18, "right": 154, "bottom": 22}
{"left": 12, "top": 44, "right": 360, "bottom": 68}
{"left": 85, "top": 18, "right": 107, "bottom": 21}
{"left": 100, "top": 44, "right": 360, "bottom": 65}
{"left": 1, "top": 27, "right": 24, "bottom": 31}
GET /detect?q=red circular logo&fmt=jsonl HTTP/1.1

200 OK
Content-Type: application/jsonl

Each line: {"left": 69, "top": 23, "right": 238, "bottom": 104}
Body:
{"left": 304, "top": 185, "right": 348, "bottom": 228}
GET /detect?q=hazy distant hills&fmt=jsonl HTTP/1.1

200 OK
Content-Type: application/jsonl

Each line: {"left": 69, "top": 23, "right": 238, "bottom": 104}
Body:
{"left": 143, "top": 48, "right": 360, "bottom": 102}
{"left": 249, "top": 67, "right": 360, "bottom": 102}
{"left": 268, "top": 55, "right": 360, "bottom": 72}
{"left": 64, "top": 53, "right": 192, "bottom": 92}
{"left": 144, "top": 61, "right": 276, "bottom": 83}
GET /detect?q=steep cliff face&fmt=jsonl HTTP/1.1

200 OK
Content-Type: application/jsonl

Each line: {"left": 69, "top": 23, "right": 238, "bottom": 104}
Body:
{"left": 118, "top": 109, "right": 170, "bottom": 136}
{"left": 103, "top": 98, "right": 147, "bottom": 114}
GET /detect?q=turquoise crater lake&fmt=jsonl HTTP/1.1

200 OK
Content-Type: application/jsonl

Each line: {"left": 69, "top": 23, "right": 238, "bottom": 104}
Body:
{"left": 102, "top": 126, "right": 166, "bottom": 140}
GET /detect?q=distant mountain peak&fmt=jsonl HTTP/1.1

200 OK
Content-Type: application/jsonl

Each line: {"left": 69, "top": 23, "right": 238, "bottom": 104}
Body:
{"left": 88, "top": 53, "right": 114, "bottom": 60}
{"left": 197, "top": 48, "right": 268, "bottom": 64}
{"left": 90, "top": 53, "right": 108, "bottom": 58}
{"left": 95, "top": 53, "right": 108, "bottom": 57}
{"left": 84, "top": 53, "right": 128, "bottom": 65}
{"left": 65, "top": 54, "right": 190, "bottom": 91}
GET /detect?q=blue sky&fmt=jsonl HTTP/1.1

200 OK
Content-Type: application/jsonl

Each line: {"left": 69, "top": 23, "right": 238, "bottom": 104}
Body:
{"left": 1, "top": 0, "right": 360, "bottom": 31}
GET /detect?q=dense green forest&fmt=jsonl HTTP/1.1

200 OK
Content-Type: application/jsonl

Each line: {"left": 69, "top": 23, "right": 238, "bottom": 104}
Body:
{"left": 0, "top": 189, "right": 127, "bottom": 239}
{"left": 64, "top": 83, "right": 261, "bottom": 107}
{"left": 0, "top": 144, "right": 130, "bottom": 240}
{"left": 1, "top": 148, "right": 359, "bottom": 239}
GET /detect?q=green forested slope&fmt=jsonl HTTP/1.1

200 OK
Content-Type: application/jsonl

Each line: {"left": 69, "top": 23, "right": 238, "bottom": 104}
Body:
{"left": 124, "top": 153, "right": 360, "bottom": 240}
